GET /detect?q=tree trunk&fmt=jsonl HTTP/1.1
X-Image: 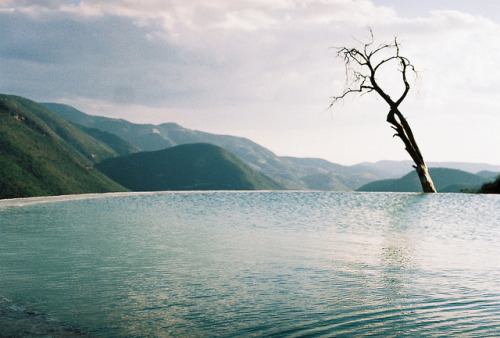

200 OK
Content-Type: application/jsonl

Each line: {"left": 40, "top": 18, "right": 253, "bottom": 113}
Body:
{"left": 387, "top": 108, "right": 437, "bottom": 193}
{"left": 333, "top": 33, "right": 437, "bottom": 193}
{"left": 415, "top": 163, "right": 437, "bottom": 193}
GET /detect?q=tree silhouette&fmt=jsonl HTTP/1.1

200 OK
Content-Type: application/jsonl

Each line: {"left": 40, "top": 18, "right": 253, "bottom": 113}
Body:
{"left": 479, "top": 175, "right": 500, "bottom": 194}
{"left": 331, "top": 30, "right": 436, "bottom": 193}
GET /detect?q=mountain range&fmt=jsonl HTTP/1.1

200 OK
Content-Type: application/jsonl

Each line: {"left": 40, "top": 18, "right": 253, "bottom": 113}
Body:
{"left": 358, "top": 168, "right": 493, "bottom": 193}
{"left": 40, "top": 102, "right": 500, "bottom": 192}
{"left": 41, "top": 102, "right": 322, "bottom": 189}
{"left": 1, "top": 93, "right": 498, "bottom": 199}
{"left": 1, "top": 94, "right": 286, "bottom": 198}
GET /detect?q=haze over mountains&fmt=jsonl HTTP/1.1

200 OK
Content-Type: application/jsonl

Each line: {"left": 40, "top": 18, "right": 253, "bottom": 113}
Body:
{"left": 96, "top": 143, "right": 282, "bottom": 191}
{"left": 358, "top": 168, "right": 496, "bottom": 193}
{"left": 0, "top": 94, "right": 282, "bottom": 198}
{"left": 1, "top": 93, "right": 498, "bottom": 199}
{"left": 41, "top": 102, "right": 500, "bottom": 191}
{"left": 41, "top": 102, "right": 385, "bottom": 190}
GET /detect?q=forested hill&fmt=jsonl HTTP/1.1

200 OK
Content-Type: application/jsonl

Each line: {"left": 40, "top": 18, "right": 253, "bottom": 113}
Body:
{"left": 0, "top": 94, "right": 280, "bottom": 199}
{"left": 479, "top": 176, "right": 500, "bottom": 193}
{"left": 357, "top": 168, "right": 492, "bottom": 193}
{"left": 0, "top": 94, "right": 128, "bottom": 199}
{"left": 95, "top": 143, "right": 283, "bottom": 191}
{"left": 42, "top": 101, "right": 500, "bottom": 192}
{"left": 2, "top": 94, "right": 497, "bottom": 198}
{"left": 41, "top": 102, "right": 396, "bottom": 190}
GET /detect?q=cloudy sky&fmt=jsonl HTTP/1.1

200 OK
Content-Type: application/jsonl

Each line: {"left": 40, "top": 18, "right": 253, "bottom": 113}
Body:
{"left": 2, "top": 1, "right": 500, "bottom": 165}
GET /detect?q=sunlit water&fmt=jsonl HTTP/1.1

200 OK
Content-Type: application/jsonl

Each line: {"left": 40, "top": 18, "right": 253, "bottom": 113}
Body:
{"left": 1, "top": 191, "right": 500, "bottom": 336}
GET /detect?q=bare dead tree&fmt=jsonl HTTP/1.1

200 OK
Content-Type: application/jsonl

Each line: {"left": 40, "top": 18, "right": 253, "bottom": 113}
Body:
{"left": 331, "top": 30, "right": 437, "bottom": 193}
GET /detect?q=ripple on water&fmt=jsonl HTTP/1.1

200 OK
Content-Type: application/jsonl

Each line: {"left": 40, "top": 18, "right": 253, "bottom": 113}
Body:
{"left": 0, "top": 191, "right": 500, "bottom": 336}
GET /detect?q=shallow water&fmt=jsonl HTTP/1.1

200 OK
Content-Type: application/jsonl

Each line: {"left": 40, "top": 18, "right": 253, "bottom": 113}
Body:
{"left": 1, "top": 191, "right": 500, "bottom": 336}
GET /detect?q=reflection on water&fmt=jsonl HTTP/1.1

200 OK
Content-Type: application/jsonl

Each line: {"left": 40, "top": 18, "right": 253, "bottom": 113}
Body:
{"left": 1, "top": 191, "right": 500, "bottom": 336}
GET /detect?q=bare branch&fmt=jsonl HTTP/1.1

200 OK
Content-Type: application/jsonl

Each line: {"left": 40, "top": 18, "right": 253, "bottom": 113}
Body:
{"left": 331, "top": 32, "right": 420, "bottom": 111}
{"left": 330, "top": 29, "right": 436, "bottom": 192}
{"left": 373, "top": 55, "right": 399, "bottom": 72}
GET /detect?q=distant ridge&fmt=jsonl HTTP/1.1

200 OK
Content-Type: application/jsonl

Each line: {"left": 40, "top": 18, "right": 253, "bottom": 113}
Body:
{"left": 74, "top": 124, "right": 140, "bottom": 156}
{"left": 41, "top": 101, "right": 500, "bottom": 192}
{"left": 95, "top": 143, "right": 283, "bottom": 191}
{"left": 356, "top": 160, "right": 500, "bottom": 177}
{"left": 357, "top": 168, "right": 491, "bottom": 193}
{"left": 41, "top": 102, "right": 306, "bottom": 188}
{"left": 3, "top": 93, "right": 498, "bottom": 199}
{"left": 40, "top": 103, "right": 401, "bottom": 190}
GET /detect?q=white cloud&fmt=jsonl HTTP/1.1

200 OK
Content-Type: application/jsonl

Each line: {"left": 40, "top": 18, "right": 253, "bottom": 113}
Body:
{"left": 1, "top": 0, "right": 500, "bottom": 164}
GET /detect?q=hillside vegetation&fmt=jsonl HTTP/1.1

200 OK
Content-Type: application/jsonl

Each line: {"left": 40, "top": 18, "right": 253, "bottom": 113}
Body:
{"left": 75, "top": 124, "right": 140, "bottom": 156}
{"left": 95, "top": 143, "right": 283, "bottom": 191}
{"left": 0, "top": 94, "right": 128, "bottom": 199}
{"left": 1, "top": 96, "right": 495, "bottom": 197}
{"left": 357, "top": 168, "right": 490, "bottom": 193}
{"left": 42, "top": 102, "right": 500, "bottom": 192}
{"left": 42, "top": 103, "right": 396, "bottom": 190}
{"left": 479, "top": 175, "right": 500, "bottom": 193}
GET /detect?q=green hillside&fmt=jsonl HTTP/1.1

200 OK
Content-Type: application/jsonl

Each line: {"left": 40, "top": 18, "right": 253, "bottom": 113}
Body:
{"left": 479, "top": 175, "right": 500, "bottom": 193}
{"left": 40, "top": 102, "right": 177, "bottom": 151}
{"left": 95, "top": 143, "right": 283, "bottom": 191}
{"left": 42, "top": 102, "right": 393, "bottom": 190}
{"left": 42, "top": 102, "right": 500, "bottom": 192}
{"left": 0, "top": 94, "right": 128, "bottom": 199}
{"left": 74, "top": 124, "right": 140, "bottom": 156}
{"left": 357, "top": 168, "right": 489, "bottom": 193}
{"left": 6, "top": 97, "right": 125, "bottom": 163}
{"left": 42, "top": 102, "right": 305, "bottom": 188}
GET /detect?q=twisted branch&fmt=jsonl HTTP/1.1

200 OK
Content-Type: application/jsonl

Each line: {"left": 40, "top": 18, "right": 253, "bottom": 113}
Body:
{"left": 330, "top": 29, "right": 436, "bottom": 192}
{"left": 331, "top": 29, "right": 416, "bottom": 110}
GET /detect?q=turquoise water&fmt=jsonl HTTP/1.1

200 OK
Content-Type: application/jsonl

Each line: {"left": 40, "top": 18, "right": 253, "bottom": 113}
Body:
{"left": 1, "top": 191, "right": 500, "bottom": 336}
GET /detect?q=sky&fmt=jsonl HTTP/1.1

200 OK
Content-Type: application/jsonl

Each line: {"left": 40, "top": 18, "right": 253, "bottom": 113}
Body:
{"left": 1, "top": 0, "right": 500, "bottom": 166}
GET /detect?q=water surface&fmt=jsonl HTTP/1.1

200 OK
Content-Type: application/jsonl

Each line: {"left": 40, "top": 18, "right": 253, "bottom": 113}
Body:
{"left": 1, "top": 192, "right": 500, "bottom": 336}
